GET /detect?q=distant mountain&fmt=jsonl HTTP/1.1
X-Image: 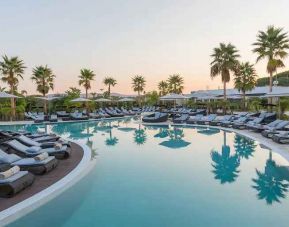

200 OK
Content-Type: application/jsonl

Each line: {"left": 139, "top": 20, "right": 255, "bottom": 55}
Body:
{"left": 257, "top": 71, "right": 289, "bottom": 86}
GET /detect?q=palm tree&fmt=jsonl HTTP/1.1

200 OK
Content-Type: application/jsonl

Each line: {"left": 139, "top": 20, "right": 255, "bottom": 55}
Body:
{"left": 132, "top": 75, "right": 146, "bottom": 106}
{"left": 167, "top": 74, "right": 184, "bottom": 94}
{"left": 31, "top": 65, "right": 55, "bottom": 113}
{"left": 234, "top": 62, "right": 258, "bottom": 109}
{"left": 210, "top": 43, "right": 240, "bottom": 100}
{"left": 78, "top": 69, "right": 95, "bottom": 98}
{"left": 103, "top": 77, "right": 117, "bottom": 97}
{"left": 253, "top": 26, "right": 289, "bottom": 95}
{"left": 0, "top": 55, "right": 26, "bottom": 119}
{"left": 158, "top": 80, "right": 168, "bottom": 96}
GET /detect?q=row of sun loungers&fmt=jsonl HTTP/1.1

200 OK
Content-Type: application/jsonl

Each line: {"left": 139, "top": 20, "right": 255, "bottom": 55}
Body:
{"left": 142, "top": 111, "right": 289, "bottom": 144}
{"left": 0, "top": 130, "right": 72, "bottom": 197}
{"left": 25, "top": 107, "right": 139, "bottom": 123}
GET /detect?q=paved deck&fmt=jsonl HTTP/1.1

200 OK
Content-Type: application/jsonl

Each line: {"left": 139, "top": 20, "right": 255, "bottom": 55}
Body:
{"left": 0, "top": 142, "right": 84, "bottom": 212}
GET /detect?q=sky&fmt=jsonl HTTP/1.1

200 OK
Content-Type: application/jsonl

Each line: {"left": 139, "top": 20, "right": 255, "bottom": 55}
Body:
{"left": 1, "top": 0, "right": 289, "bottom": 95}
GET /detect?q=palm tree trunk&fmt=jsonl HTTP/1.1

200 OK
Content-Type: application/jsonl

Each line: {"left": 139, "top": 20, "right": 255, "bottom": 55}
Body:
{"left": 223, "top": 81, "right": 227, "bottom": 100}
{"left": 223, "top": 81, "right": 227, "bottom": 114}
{"left": 269, "top": 71, "right": 273, "bottom": 93}
{"left": 43, "top": 93, "right": 47, "bottom": 114}
{"left": 10, "top": 86, "right": 15, "bottom": 121}
{"left": 85, "top": 89, "right": 88, "bottom": 113}
{"left": 108, "top": 85, "right": 111, "bottom": 98}
{"left": 269, "top": 71, "right": 273, "bottom": 111}
{"left": 138, "top": 91, "right": 141, "bottom": 107}
{"left": 10, "top": 97, "right": 15, "bottom": 121}
{"left": 242, "top": 91, "right": 246, "bottom": 110}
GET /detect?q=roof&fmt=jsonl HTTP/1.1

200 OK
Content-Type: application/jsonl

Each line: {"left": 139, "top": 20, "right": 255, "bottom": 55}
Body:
{"left": 188, "top": 86, "right": 289, "bottom": 98}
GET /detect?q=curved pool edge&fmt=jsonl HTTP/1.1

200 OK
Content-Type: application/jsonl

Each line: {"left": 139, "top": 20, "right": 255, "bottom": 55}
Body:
{"left": 0, "top": 141, "right": 94, "bottom": 226}
{"left": 0, "top": 116, "right": 135, "bottom": 127}
{"left": 142, "top": 121, "right": 289, "bottom": 162}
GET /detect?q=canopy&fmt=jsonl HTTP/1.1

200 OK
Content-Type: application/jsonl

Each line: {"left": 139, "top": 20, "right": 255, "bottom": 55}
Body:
{"left": 264, "top": 92, "right": 289, "bottom": 98}
{"left": 197, "top": 95, "right": 221, "bottom": 100}
{"left": 36, "top": 96, "right": 60, "bottom": 101}
{"left": 70, "top": 97, "right": 92, "bottom": 102}
{"left": 0, "top": 92, "right": 19, "bottom": 98}
{"left": 118, "top": 97, "right": 135, "bottom": 102}
{"left": 160, "top": 93, "right": 189, "bottom": 100}
{"left": 95, "top": 98, "right": 111, "bottom": 102}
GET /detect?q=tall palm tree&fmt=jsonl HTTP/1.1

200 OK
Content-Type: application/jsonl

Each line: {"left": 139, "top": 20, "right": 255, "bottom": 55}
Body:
{"left": 234, "top": 62, "right": 258, "bottom": 109}
{"left": 210, "top": 43, "right": 240, "bottom": 100}
{"left": 31, "top": 65, "right": 55, "bottom": 113}
{"left": 132, "top": 75, "right": 146, "bottom": 106}
{"left": 167, "top": 74, "right": 184, "bottom": 94}
{"left": 0, "top": 55, "right": 26, "bottom": 119}
{"left": 103, "top": 77, "right": 117, "bottom": 97}
{"left": 78, "top": 69, "right": 95, "bottom": 98}
{"left": 158, "top": 80, "right": 168, "bottom": 96}
{"left": 252, "top": 26, "right": 289, "bottom": 94}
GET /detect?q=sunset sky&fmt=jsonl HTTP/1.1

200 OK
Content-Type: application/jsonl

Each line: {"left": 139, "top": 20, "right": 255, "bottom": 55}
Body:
{"left": 1, "top": 0, "right": 289, "bottom": 95}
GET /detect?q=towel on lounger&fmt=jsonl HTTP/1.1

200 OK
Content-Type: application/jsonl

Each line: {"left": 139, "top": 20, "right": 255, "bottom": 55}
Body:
{"left": 34, "top": 152, "right": 49, "bottom": 161}
{"left": 54, "top": 143, "right": 62, "bottom": 150}
{"left": 0, "top": 166, "right": 20, "bottom": 179}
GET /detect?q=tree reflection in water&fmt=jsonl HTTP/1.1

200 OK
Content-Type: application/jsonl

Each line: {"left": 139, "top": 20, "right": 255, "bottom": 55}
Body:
{"left": 234, "top": 135, "right": 256, "bottom": 160}
{"left": 159, "top": 127, "right": 190, "bottom": 149}
{"left": 252, "top": 151, "right": 289, "bottom": 205}
{"left": 211, "top": 131, "right": 240, "bottom": 184}
{"left": 134, "top": 124, "right": 147, "bottom": 145}
{"left": 105, "top": 122, "right": 119, "bottom": 146}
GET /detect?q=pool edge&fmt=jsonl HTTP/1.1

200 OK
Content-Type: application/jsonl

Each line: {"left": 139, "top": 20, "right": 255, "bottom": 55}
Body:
{"left": 143, "top": 121, "right": 289, "bottom": 161}
{"left": 0, "top": 141, "right": 94, "bottom": 226}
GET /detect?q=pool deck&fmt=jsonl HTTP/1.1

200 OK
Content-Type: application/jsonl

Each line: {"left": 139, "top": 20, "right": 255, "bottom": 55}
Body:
{"left": 0, "top": 142, "right": 83, "bottom": 212}
{"left": 0, "top": 139, "right": 93, "bottom": 226}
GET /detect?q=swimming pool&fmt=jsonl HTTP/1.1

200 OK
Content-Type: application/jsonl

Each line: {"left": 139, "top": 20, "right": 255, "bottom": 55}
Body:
{"left": 3, "top": 118, "right": 289, "bottom": 226}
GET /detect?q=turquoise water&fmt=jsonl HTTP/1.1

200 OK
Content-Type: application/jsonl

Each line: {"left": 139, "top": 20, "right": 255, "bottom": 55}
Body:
{"left": 3, "top": 118, "right": 289, "bottom": 227}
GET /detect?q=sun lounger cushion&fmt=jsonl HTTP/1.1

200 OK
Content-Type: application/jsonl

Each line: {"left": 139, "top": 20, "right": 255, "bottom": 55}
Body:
{"left": 0, "top": 154, "right": 21, "bottom": 164}
{"left": 18, "top": 135, "right": 40, "bottom": 146}
{"left": 0, "top": 171, "right": 28, "bottom": 184}
{"left": 26, "top": 146, "right": 42, "bottom": 153}
{"left": 12, "top": 156, "right": 54, "bottom": 166}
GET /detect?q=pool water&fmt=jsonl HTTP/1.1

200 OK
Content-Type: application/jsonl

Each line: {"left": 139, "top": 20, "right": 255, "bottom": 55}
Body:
{"left": 3, "top": 118, "right": 289, "bottom": 227}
